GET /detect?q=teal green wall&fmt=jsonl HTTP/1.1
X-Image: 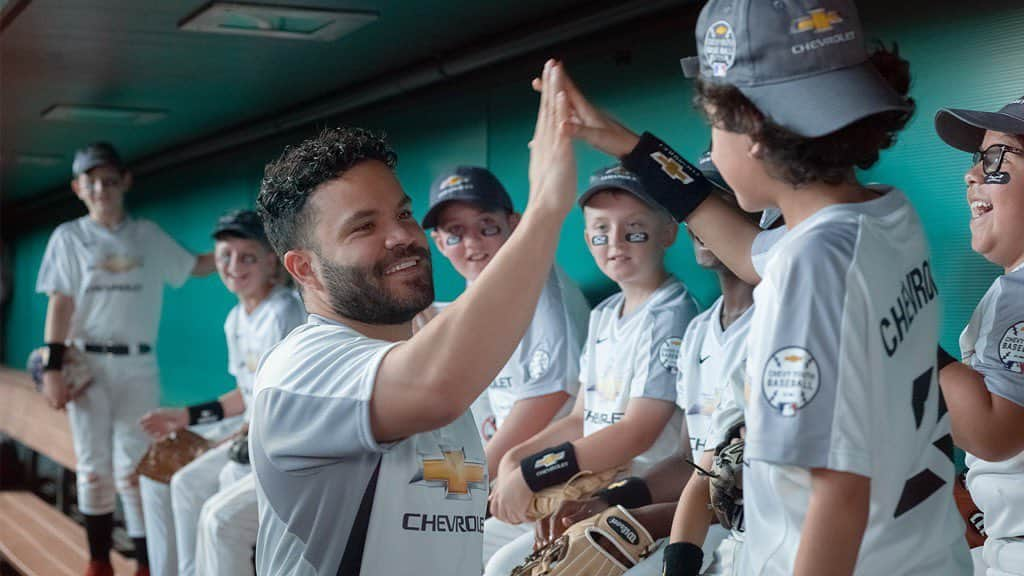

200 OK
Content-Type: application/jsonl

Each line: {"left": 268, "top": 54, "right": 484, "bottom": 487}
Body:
{"left": 6, "top": 3, "right": 1024, "bottom": 409}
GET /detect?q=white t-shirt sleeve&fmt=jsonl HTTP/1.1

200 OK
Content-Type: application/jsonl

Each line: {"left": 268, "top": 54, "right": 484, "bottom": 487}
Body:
{"left": 145, "top": 221, "right": 197, "bottom": 288}
{"left": 516, "top": 291, "right": 577, "bottom": 401}
{"left": 747, "top": 230, "right": 870, "bottom": 475}
{"left": 36, "top": 225, "right": 81, "bottom": 297}
{"left": 254, "top": 333, "right": 399, "bottom": 473}
{"left": 751, "top": 226, "right": 787, "bottom": 278}
{"left": 224, "top": 308, "right": 240, "bottom": 378}
{"left": 972, "top": 274, "right": 1024, "bottom": 408}
{"left": 707, "top": 353, "right": 747, "bottom": 449}
{"left": 630, "top": 306, "right": 689, "bottom": 403}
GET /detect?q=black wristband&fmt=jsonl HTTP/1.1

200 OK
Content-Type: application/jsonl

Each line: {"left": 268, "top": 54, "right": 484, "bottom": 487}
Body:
{"left": 595, "top": 476, "right": 652, "bottom": 509}
{"left": 937, "top": 346, "right": 958, "bottom": 371}
{"left": 662, "top": 542, "right": 704, "bottom": 576}
{"left": 520, "top": 442, "right": 581, "bottom": 493}
{"left": 188, "top": 401, "right": 225, "bottom": 426}
{"left": 44, "top": 343, "right": 67, "bottom": 371}
{"left": 621, "top": 132, "right": 712, "bottom": 223}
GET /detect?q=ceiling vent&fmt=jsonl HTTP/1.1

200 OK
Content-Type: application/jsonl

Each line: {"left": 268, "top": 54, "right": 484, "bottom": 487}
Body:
{"left": 41, "top": 105, "right": 167, "bottom": 125}
{"left": 179, "top": 2, "right": 378, "bottom": 41}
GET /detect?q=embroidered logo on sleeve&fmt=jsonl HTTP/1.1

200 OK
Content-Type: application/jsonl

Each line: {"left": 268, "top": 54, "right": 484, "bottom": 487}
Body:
{"left": 529, "top": 349, "right": 552, "bottom": 381}
{"left": 762, "top": 347, "right": 820, "bottom": 417}
{"left": 658, "top": 337, "right": 683, "bottom": 374}
{"left": 998, "top": 321, "right": 1024, "bottom": 373}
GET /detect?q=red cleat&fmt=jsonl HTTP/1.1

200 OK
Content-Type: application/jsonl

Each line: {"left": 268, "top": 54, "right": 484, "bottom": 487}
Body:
{"left": 84, "top": 560, "right": 114, "bottom": 576}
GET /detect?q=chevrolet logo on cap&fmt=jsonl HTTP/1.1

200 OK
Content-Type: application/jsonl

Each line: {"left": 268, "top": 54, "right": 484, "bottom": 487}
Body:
{"left": 791, "top": 8, "right": 843, "bottom": 34}
{"left": 411, "top": 448, "right": 486, "bottom": 500}
{"left": 441, "top": 175, "right": 466, "bottom": 189}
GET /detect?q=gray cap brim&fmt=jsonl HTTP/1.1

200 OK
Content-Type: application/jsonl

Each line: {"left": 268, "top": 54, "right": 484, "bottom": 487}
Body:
{"left": 934, "top": 108, "right": 1024, "bottom": 153}
{"left": 421, "top": 194, "right": 504, "bottom": 229}
{"left": 739, "top": 62, "right": 910, "bottom": 138}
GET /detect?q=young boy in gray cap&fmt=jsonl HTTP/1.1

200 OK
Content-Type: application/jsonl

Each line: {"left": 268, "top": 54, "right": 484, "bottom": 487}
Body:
{"left": 935, "top": 97, "right": 1024, "bottom": 576}
{"left": 36, "top": 142, "right": 216, "bottom": 576}
{"left": 421, "top": 165, "right": 590, "bottom": 563}
{"left": 137, "top": 210, "right": 305, "bottom": 576}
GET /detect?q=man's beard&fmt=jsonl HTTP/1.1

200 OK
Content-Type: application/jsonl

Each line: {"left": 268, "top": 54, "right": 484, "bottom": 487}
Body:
{"left": 317, "top": 245, "right": 434, "bottom": 325}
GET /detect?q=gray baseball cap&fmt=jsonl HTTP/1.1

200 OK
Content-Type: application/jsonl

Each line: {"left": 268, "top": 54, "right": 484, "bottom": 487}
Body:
{"left": 422, "top": 166, "right": 514, "bottom": 229}
{"left": 935, "top": 96, "right": 1024, "bottom": 153}
{"left": 72, "top": 142, "right": 125, "bottom": 176}
{"left": 681, "top": 0, "right": 910, "bottom": 138}
{"left": 213, "top": 209, "right": 269, "bottom": 244}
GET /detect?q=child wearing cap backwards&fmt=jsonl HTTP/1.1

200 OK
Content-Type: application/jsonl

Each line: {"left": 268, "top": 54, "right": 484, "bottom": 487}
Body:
{"left": 421, "top": 165, "right": 590, "bottom": 562}
{"left": 935, "top": 97, "right": 1024, "bottom": 576}
{"left": 532, "top": 1, "right": 972, "bottom": 574}
{"left": 36, "top": 142, "right": 216, "bottom": 576}
{"left": 137, "top": 210, "right": 306, "bottom": 576}
{"left": 484, "top": 164, "right": 699, "bottom": 575}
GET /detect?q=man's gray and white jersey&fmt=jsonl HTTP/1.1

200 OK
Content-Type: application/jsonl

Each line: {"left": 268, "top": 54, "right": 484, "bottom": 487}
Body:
{"left": 580, "top": 277, "right": 697, "bottom": 474}
{"left": 485, "top": 266, "right": 589, "bottom": 428}
{"left": 675, "top": 296, "right": 753, "bottom": 455}
{"left": 251, "top": 315, "right": 486, "bottom": 575}
{"left": 224, "top": 285, "right": 305, "bottom": 415}
{"left": 960, "top": 264, "right": 1024, "bottom": 541}
{"left": 36, "top": 215, "right": 196, "bottom": 343}
{"left": 741, "top": 187, "right": 970, "bottom": 575}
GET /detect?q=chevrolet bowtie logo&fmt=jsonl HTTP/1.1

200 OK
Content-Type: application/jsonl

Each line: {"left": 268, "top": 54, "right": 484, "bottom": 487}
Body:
{"left": 535, "top": 452, "right": 564, "bottom": 469}
{"left": 650, "top": 152, "right": 694, "bottom": 184}
{"left": 784, "top": 355, "right": 803, "bottom": 363}
{"left": 411, "top": 448, "right": 486, "bottom": 500}
{"left": 792, "top": 8, "right": 843, "bottom": 33}
{"left": 442, "top": 175, "right": 465, "bottom": 188}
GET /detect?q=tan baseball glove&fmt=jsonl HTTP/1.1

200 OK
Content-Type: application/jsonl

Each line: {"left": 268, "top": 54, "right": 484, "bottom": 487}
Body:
{"left": 512, "top": 505, "right": 656, "bottom": 576}
{"left": 709, "top": 423, "right": 744, "bottom": 532}
{"left": 136, "top": 429, "right": 211, "bottom": 484}
{"left": 28, "top": 344, "right": 93, "bottom": 398}
{"left": 527, "top": 468, "right": 623, "bottom": 521}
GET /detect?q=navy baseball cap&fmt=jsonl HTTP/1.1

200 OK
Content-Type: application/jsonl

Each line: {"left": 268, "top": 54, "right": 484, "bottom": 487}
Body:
{"left": 213, "top": 209, "right": 269, "bottom": 244}
{"left": 578, "top": 164, "right": 657, "bottom": 210}
{"left": 72, "top": 142, "right": 125, "bottom": 176}
{"left": 422, "top": 166, "right": 514, "bottom": 229}
{"left": 935, "top": 96, "right": 1024, "bottom": 153}
{"left": 681, "top": 0, "right": 910, "bottom": 138}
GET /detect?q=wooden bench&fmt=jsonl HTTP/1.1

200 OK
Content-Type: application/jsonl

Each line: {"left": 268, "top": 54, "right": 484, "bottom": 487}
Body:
{"left": 0, "top": 368, "right": 133, "bottom": 575}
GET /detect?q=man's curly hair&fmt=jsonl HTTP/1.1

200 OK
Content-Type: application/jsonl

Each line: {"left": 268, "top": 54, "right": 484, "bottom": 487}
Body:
{"left": 257, "top": 127, "right": 398, "bottom": 256}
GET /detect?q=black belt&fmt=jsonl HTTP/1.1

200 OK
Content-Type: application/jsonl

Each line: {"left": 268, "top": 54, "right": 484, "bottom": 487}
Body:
{"left": 84, "top": 343, "right": 152, "bottom": 355}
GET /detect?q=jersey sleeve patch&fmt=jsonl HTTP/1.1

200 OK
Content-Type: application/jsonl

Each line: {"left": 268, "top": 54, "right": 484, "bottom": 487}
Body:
{"left": 528, "top": 348, "right": 552, "bottom": 381}
{"left": 997, "top": 321, "right": 1024, "bottom": 374}
{"left": 761, "top": 346, "right": 820, "bottom": 417}
{"left": 658, "top": 337, "right": 683, "bottom": 374}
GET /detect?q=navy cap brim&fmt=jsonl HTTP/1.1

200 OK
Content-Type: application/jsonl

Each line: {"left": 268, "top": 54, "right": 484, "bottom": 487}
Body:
{"left": 738, "top": 61, "right": 910, "bottom": 138}
{"left": 421, "top": 194, "right": 506, "bottom": 229}
{"left": 212, "top": 224, "right": 264, "bottom": 241}
{"left": 578, "top": 184, "right": 666, "bottom": 217}
{"left": 935, "top": 108, "right": 1024, "bottom": 153}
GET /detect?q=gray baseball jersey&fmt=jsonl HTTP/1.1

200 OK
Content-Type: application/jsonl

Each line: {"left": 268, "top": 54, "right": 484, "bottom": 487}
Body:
{"left": 224, "top": 285, "right": 306, "bottom": 413}
{"left": 251, "top": 315, "right": 486, "bottom": 575}
{"left": 675, "top": 296, "right": 753, "bottom": 455}
{"left": 742, "top": 188, "right": 969, "bottom": 575}
{"left": 486, "top": 266, "right": 589, "bottom": 428}
{"left": 36, "top": 215, "right": 196, "bottom": 344}
{"left": 580, "top": 277, "right": 697, "bottom": 474}
{"left": 961, "top": 264, "right": 1024, "bottom": 541}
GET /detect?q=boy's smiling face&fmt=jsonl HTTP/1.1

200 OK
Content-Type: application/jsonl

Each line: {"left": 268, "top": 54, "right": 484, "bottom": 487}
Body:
{"left": 582, "top": 190, "right": 676, "bottom": 285}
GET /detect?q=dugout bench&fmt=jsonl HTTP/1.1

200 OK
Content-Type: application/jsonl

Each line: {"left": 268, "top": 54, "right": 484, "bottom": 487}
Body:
{"left": 0, "top": 368, "right": 133, "bottom": 575}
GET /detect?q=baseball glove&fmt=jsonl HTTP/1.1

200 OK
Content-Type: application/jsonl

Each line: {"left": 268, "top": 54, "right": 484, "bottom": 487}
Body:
{"left": 709, "top": 422, "right": 744, "bottom": 532}
{"left": 27, "top": 345, "right": 93, "bottom": 398}
{"left": 954, "top": 471, "right": 986, "bottom": 548}
{"left": 527, "top": 468, "right": 624, "bottom": 521}
{"left": 228, "top": 430, "right": 250, "bottom": 466}
{"left": 136, "top": 429, "right": 211, "bottom": 484}
{"left": 512, "top": 505, "right": 655, "bottom": 576}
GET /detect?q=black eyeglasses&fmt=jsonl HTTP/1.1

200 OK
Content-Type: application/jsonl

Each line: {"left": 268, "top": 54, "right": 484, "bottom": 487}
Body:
{"left": 973, "top": 144, "right": 1024, "bottom": 175}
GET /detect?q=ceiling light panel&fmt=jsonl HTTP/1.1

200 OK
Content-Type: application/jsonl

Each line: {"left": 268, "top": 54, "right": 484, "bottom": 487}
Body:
{"left": 41, "top": 105, "right": 167, "bottom": 125}
{"left": 179, "top": 2, "right": 378, "bottom": 41}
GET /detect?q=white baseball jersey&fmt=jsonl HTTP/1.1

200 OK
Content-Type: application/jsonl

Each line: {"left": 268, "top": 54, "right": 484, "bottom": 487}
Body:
{"left": 960, "top": 265, "right": 1024, "bottom": 541}
{"left": 580, "top": 277, "right": 697, "bottom": 474}
{"left": 225, "top": 285, "right": 306, "bottom": 413}
{"left": 486, "top": 266, "right": 589, "bottom": 428}
{"left": 675, "top": 296, "right": 753, "bottom": 455}
{"left": 742, "top": 187, "right": 969, "bottom": 575}
{"left": 36, "top": 215, "right": 196, "bottom": 344}
{"left": 252, "top": 315, "right": 486, "bottom": 576}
